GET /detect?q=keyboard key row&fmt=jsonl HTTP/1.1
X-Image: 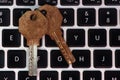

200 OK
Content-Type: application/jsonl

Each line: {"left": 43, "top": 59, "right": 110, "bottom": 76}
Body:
{"left": 2, "top": 29, "right": 120, "bottom": 47}
{"left": 1, "top": 0, "right": 120, "bottom": 6}
{"left": 78, "top": 8, "right": 117, "bottom": 26}
{"left": 0, "top": 0, "right": 57, "bottom": 6}
{"left": 0, "top": 50, "right": 47, "bottom": 68}
{"left": 0, "top": 8, "right": 118, "bottom": 27}
{"left": 1, "top": 71, "right": 120, "bottom": 80}
{"left": 1, "top": 49, "right": 120, "bottom": 68}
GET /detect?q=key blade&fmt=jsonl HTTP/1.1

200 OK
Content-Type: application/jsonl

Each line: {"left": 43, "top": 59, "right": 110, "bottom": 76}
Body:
{"left": 29, "top": 45, "right": 37, "bottom": 76}
{"left": 51, "top": 31, "right": 76, "bottom": 64}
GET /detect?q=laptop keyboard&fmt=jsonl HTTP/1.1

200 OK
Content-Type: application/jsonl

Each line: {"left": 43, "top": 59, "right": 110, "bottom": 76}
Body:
{"left": 0, "top": 0, "right": 120, "bottom": 80}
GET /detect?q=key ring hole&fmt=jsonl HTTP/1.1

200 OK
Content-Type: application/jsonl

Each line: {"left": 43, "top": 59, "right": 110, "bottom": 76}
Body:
{"left": 30, "top": 14, "right": 36, "bottom": 21}
{"left": 40, "top": 10, "right": 47, "bottom": 16}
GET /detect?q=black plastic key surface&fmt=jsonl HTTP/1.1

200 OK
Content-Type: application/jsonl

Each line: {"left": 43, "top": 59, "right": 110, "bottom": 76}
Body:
{"left": 94, "top": 50, "right": 112, "bottom": 68}
{"left": 38, "top": 50, "right": 47, "bottom": 68}
{"left": 88, "top": 29, "right": 106, "bottom": 47}
{"left": 2, "top": 29, "right": 21, "bottom": 47}
{"left": 18, "top": 71, "right": 36, "bottom": 80}
{"left": 115, "top": 50, "right": 120, "bottom": 68}
{"left": 83, "top": 71, "right": 101, "bottom": 80}
{"left": 61, "top": 71, "right": 80, "bottom": 80}
{"left": 72, "top": 50, "right": 90, "bottom": 68}
{"left": 16, "top": 0, "right": 35, "bottom": 6}
{"left": 45, "top": 35, "right": 57, "bottom": 47}
{"left": 38, "top": 0, "right": 57, "bottom": 5}
{"left": 51, "top": 50, "right": 69, "bottom": 68}
{"left": 105, "top": 0, "right": 120, "bottom": 5}
{"left": 110, "top": 29, "right": 120, "bottom": 47}
{"left": 7, "top": 50, "right": 26, "bottom": 68}
{"left": 77, "top": 8, "right": 96, "bottom": 26}
{"left": 0, "top": 71, "right": 15, "bottom": 80}
{"left": 99, "top": 8, "right": 117, "bottom": 26}
{"left": 0, "top": 0, "right": 13, "bottom": 5}
{"left": 60, "top": 0, "right": 79, "bottom": 5}
{"left": 40, "top": 71, "right": 58, "bottom": 80}
{"left": 0, "top": 50, "right": 4, "bottom": 68}
{"left": 105, "top": 71, "right": 120, "bottom": 80}
{"left": 13, "top": 8, "right": 31, "bottom": 26}
{"left": 83, "top": 0, "right": 102, "bottom": 5}
{"left": 0, "top": 9, "right": 10, "bottom": 26}
{"left": 59, "top": 8, "right": 74, "bottom": 26}
{"left": 67, "top": 29, "right": 85, "bottom": 47}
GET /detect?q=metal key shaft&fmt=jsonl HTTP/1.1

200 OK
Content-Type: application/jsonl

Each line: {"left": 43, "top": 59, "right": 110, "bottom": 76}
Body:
{"left": 19, "top": 11, "right": 48, "bottom": 76}
{"left": 29, "top": 45, "right": 37, "bottom": 75}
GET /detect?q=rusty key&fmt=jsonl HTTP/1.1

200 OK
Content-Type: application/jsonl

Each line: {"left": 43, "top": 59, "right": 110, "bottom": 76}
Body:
{"left": 38, "top": 4, "right": 76, "bottom": 64}
{"left": 19, "top": 10, "right": 48, "bottom": 76}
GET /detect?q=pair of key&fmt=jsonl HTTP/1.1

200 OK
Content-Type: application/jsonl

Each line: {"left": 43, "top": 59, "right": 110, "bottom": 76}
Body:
{"left": 19, "top": 4, "right": 76, "bottom": 76}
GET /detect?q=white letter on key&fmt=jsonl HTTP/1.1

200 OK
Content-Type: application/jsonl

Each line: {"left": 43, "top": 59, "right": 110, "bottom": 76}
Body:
{"left": 15, "top": 56, "right": 19, "bottom": 62}
{"left": 74, "top": 35, "right": 78, "bottom": 40}
{"left": 47, "top": 77, "right": 51, "bottom": 80}
{"left": 57, "top": 56, "right": 62, "bottom": 62}
{"left": 4, "top": 77, "right": 8, "bottom": 80}
{"left": 25, "top": 77, "right": 30, "bottom": 80}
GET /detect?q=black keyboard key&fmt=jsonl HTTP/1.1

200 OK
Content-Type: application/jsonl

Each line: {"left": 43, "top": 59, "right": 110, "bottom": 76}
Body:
{"left": 24, "top": 38, "right": 42, "bottom": 47}
{"left": 105, "top": 0, "right": 120, "bottom": 5}
{"left": 110, "top": 29, "right": 120, "bottom": 47}
{"left": 38, "top": 50, "right": 47, "bottom": 68}
{"left": 2, "top": 29, "right": 21, "bottom": 47}
{"left": 7, "top": 50, "right": 26, "bottom": 68}
{"left": 45, "top": 29, "right": 63, "bottom": 47}
{"left": 0, "top": 71, "right": 15, "bottom": 80}
{"left": 60, "top": 0, "right": 79, "bottom": 5}
{"left": 83, "top": 71, "right": 101, "bottom": 80}
{"left": 18, "top": 71, "right": 36, "bottom": 80}
{"left": 0, "top": 9, "right": 10, "bottom": 26}
{"left": 61, "top": 71, "right": 80, "bottom": 80}
{"left": 38, "top": 0, "right": 57, "bottom": 5}
{"left": 94, "top": 50, "right": 112, "bottom": 68}
{"left": 115, "top": 50, "right": 120, "bottom": 67}
{"left": 77, "top": 8, "right": 96, "bottom": 26}
{"left": 40, "top": 71, "right": 58, "bottom": 80}
{"left": 16, "top": 0, "right": 35, "bottom": 6}
{"left": 67, "top": 29, "right": 85, "bottom": 47}
{"left": 45, "top": 35, "right": 57, "bottom": 47}
{"left": 59, "top": 8, "right": 74, "bottom": 26}
{"left": 99, "top": 8, "right": 117, "bottom": 26}
{"left": 88, "top": 29, "right": 106, "bottom": 47}
{"left": 0, "top": 50, "right": 4, "bottom": 68}
{"left": 72, "top": 50, "right": 90, "bottom": 68}
{"left": 13, "top": 8, "right": 31, "bottom": 26}
{"left": 0, "top": 0, "right": 13, "bottom": 5}
{"left": 105, "top": 71, "right": 120, "bottom": 80}
{"left": 83, "top": 0, "right": 102, "bottom": 5}
{"left": 51, "top": 50, "right": 69, "bottom": 68}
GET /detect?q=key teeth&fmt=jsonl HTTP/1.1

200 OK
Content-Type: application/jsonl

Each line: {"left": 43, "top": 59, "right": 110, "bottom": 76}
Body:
{"left": 29, "top": 45, "right": 37, "bottom": 76}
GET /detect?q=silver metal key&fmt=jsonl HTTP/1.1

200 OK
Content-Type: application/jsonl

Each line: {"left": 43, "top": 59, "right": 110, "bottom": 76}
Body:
{"left": 19, "top": 10, "right": 48, "bottom": 76}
